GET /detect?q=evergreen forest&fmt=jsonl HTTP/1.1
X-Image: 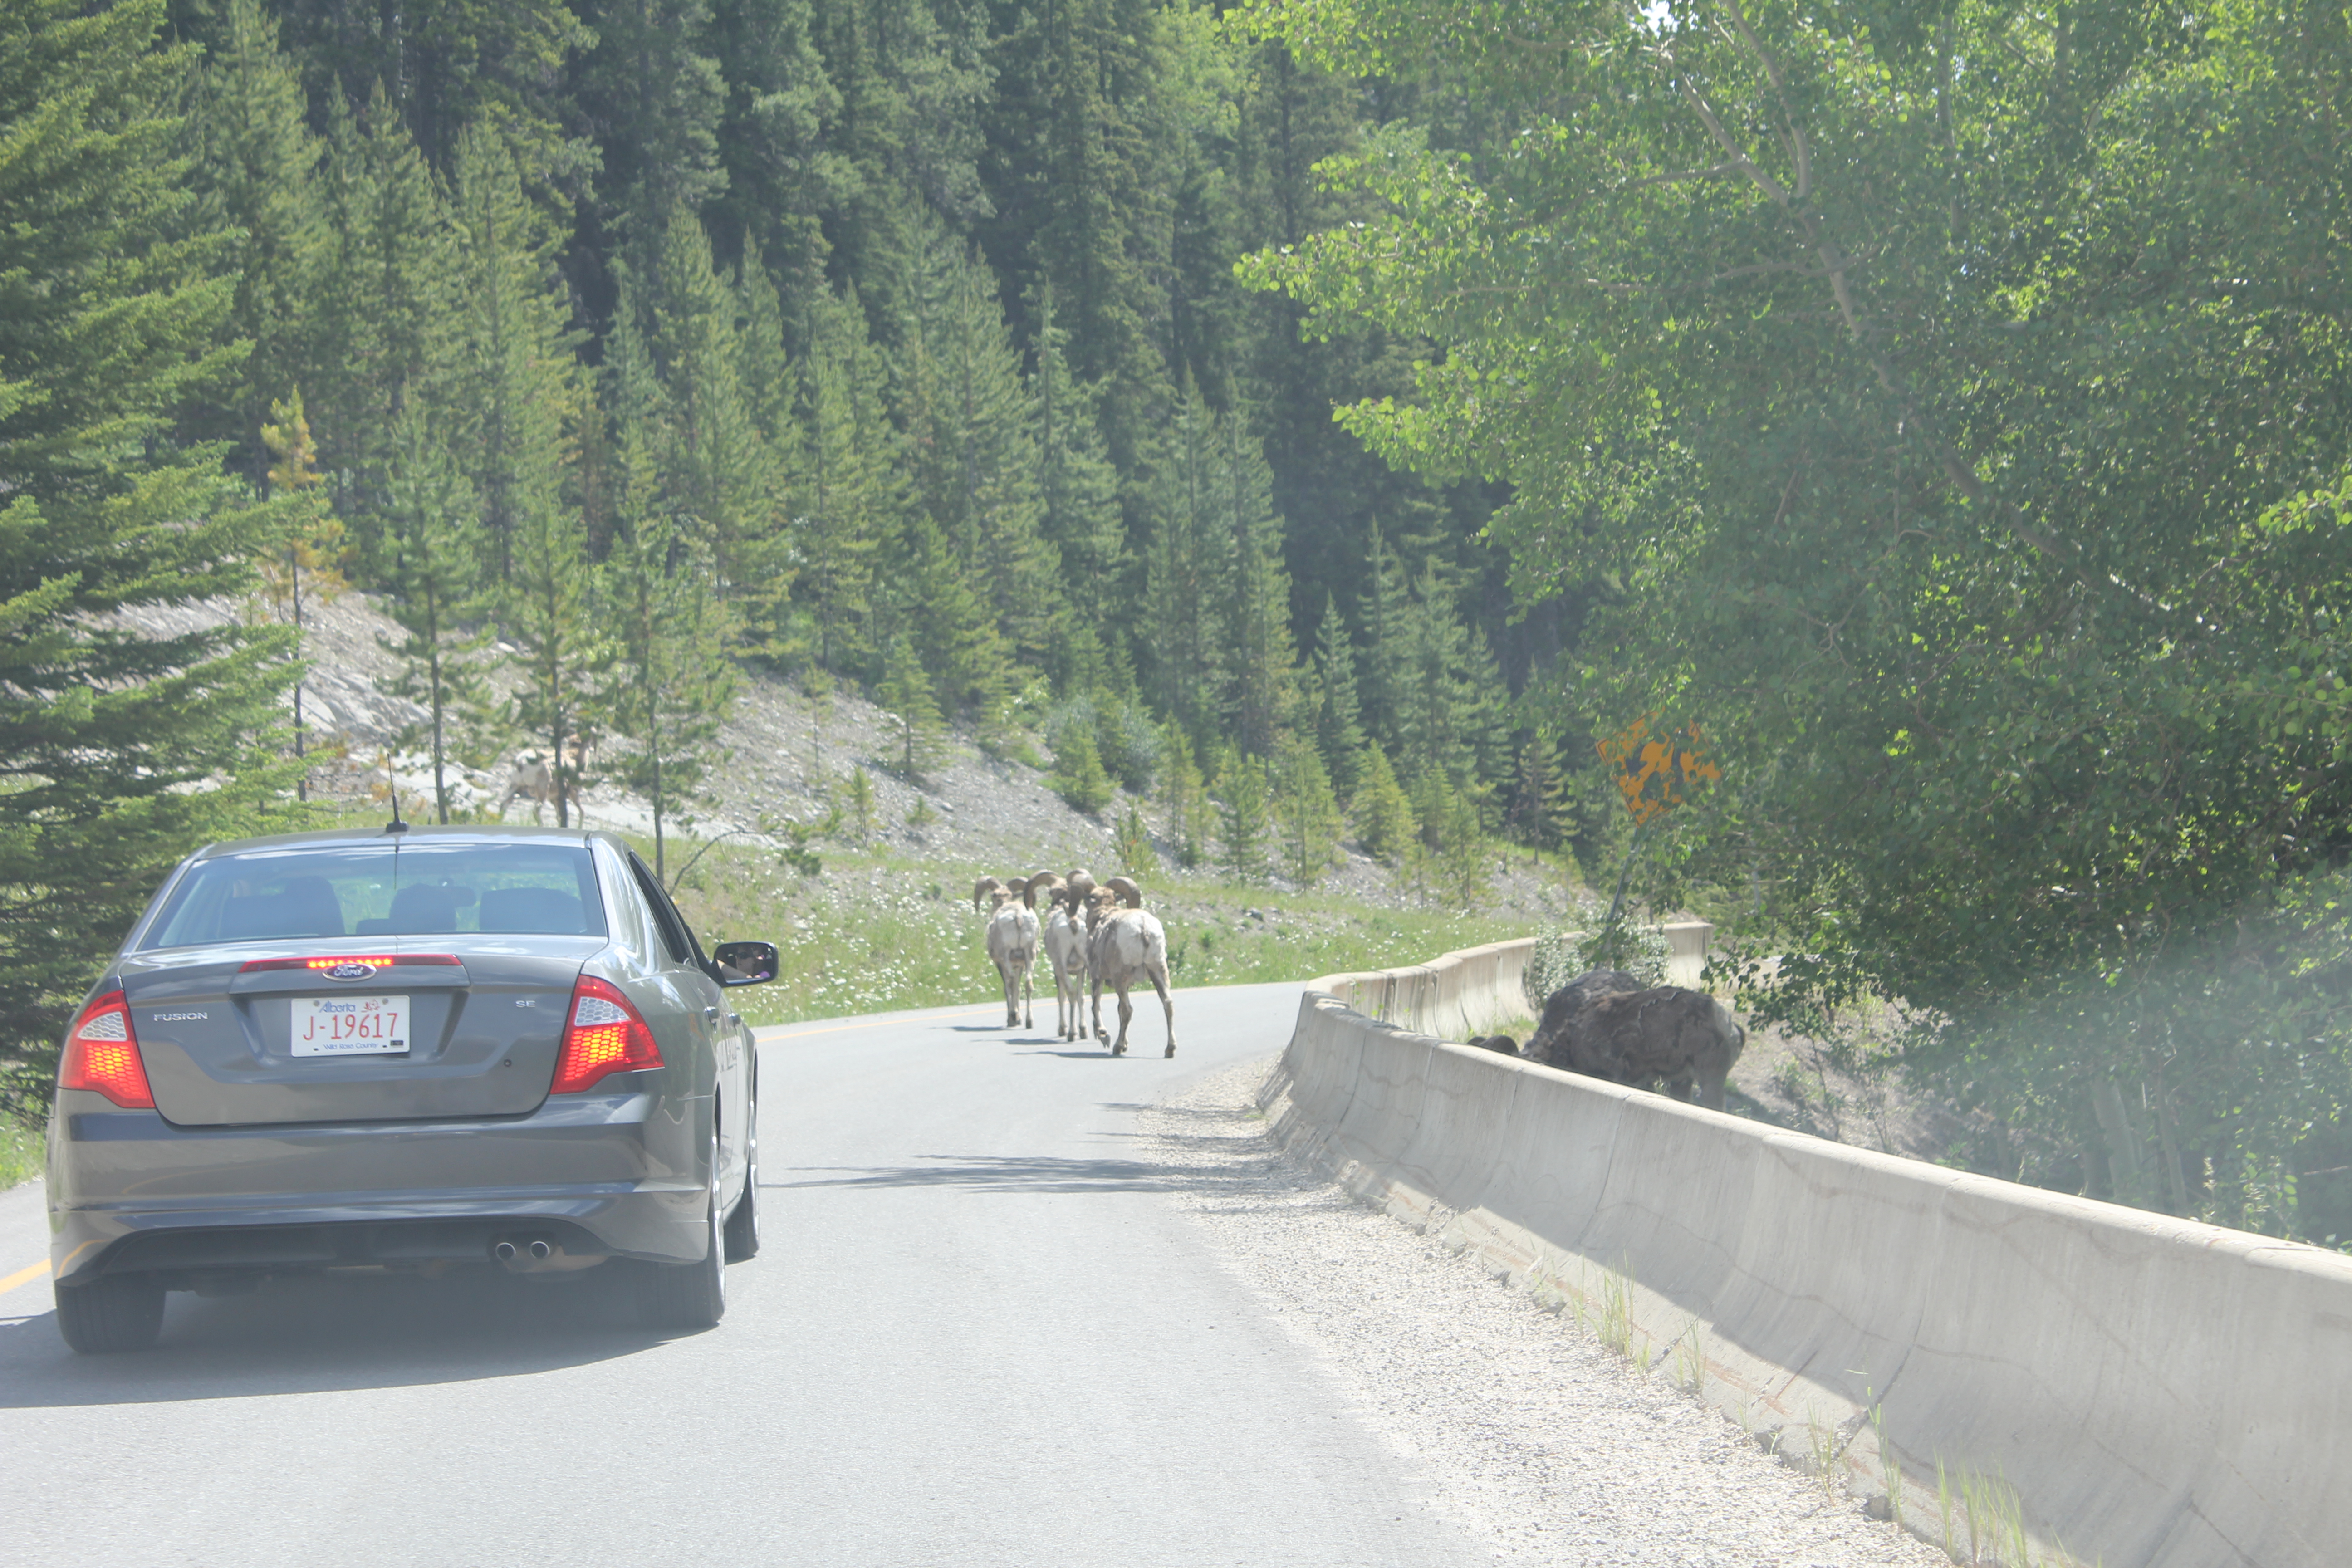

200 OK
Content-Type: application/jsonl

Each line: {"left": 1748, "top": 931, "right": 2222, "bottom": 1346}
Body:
{"left": 4, "top": 0, "right": 2349, "bottom": 1238}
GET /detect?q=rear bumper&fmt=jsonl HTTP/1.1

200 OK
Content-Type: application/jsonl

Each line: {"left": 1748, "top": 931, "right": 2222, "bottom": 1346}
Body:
{"left": 47, "top": 1085, "right": 710, "bottom": 1285}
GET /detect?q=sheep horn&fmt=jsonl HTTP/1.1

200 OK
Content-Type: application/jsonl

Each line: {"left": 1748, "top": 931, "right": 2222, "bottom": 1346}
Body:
{"left": 1105, "top": 876, "right": 1142, "bottom": 908}
{"left": 972, "top": 876, "right": 1005, "bottom": 914}
{"left": 1023, "top": 872, "right": 1063, "bottom": 910}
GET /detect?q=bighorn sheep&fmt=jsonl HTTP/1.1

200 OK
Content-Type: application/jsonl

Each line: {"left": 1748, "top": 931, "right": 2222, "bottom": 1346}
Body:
{"left": 1527, "top": 970, "right": 1745, "bottom": 1110}
{"left": 1041, "top": 884, "right": 1091, "bottom": 1042}
{"left": 1063, "top": 868, "right": 1097, "bottom": 911}
{"left": 503, "top": 739, "right": 588, "bottom": 817}
{"left": 1576, "top": 987, "right": 1746, "bottom": 1109}
{"left": 1524, "top": 970, "right": 1642, "bottom": 1069}
{"left": 1085, "top": 882, "right": 1173, "bottom": 1057}
{"left": 984, "top": 887, "right": 1039, "bottom": 1029}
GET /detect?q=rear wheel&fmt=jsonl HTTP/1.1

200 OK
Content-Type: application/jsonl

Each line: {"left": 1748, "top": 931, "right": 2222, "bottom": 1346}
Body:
{"left": 637, "top": 1137, "right": 725, "bottom": 1332}
{"left": 724, "top": 1095, "right": 760, "bottom": 1262}
{"left": 54, "top": 1274, "right": 165, "bottom": 1354}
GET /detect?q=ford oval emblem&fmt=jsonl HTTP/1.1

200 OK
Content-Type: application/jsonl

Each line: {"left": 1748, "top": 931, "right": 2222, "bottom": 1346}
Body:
{"left": 323, "top": 961, "right": 377, "bottom": 982}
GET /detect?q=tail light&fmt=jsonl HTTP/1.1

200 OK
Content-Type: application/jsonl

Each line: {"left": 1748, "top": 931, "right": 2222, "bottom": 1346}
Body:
{"left": 551, "top": 975, "right": 663, "bottom": 1093}
{"left": 60, "top": 991, "right": 156, "bottom": 1109}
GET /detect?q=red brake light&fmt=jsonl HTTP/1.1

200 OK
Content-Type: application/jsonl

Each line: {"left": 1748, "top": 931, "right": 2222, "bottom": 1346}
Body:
{"left": 551, "top": 975, "right": 662, "bottom": 1093}
{"left": 60, "top": 991, "right": 156, "bottom": 1109}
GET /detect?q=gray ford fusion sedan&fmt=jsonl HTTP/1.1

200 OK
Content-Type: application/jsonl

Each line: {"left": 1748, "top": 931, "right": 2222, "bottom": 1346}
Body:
{"left": 45, "top": 824, "right": 777, "bottom": 1353}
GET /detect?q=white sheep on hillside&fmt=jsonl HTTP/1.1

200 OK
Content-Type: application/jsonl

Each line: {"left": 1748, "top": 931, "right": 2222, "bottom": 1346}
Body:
{"left": 984, "top": 887, "right": 1039, "bottom": 1030}
{"left": 1084, "top": 882, "right": 1173, "bottom": 1057}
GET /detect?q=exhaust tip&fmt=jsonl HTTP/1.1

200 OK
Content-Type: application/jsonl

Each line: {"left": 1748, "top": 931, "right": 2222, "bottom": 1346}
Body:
{"left": 528, "top": 1239, "right": 552, "bottom": 1260}
{"left": 493, "top": 1240, "right": 519, "bottom": 1262}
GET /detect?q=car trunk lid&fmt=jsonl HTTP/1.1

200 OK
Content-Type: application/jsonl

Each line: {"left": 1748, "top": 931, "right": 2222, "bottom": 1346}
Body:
{"left": 121, "top": 938, "right": 604, "bottom": 1126}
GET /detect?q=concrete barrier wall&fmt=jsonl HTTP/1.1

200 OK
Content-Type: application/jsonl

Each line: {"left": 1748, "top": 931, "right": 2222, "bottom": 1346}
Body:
{"left": 1264, "top": 946, "right": 2352, "bottom": 1568}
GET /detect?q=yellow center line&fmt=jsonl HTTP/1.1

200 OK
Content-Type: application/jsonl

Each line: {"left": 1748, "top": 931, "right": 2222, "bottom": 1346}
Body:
{"left": 757, "top": 1008, "right": 999, "bottom": 1042}
{"left": 0, "top": 1259, "right": 49, "bottom": 1298}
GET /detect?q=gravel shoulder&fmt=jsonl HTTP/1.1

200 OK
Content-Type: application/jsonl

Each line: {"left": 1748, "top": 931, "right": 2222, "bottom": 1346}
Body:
{"left": 1138, "top": 1061, "right": 1953, "bottom": 1568}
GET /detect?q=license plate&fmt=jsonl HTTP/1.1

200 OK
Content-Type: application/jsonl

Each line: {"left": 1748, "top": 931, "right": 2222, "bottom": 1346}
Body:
{"left": 292, "top": 995, "right": 411, "bottom": 1056}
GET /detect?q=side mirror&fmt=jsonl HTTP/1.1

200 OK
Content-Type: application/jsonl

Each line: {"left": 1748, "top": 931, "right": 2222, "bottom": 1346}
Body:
{"left": 712, "top": 939, "right": 779, "bottom": 986}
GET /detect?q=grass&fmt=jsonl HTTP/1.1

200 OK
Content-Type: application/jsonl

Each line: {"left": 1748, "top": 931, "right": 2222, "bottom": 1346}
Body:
{"left": 0, "top": 1112, "right": 40, "bottom": 1189}
{"left": 1935, "top": 1458, "right": 2065, "bottom": 1567}
{"left": 1594, "top": 1258, "right": 1636, "bottom": 1359}
{"left": 1671, "top": 1321, "right": 1708, "bottom": 1394}
{"left": 655, "top": 838, "right": 1539, "bottom": 1029}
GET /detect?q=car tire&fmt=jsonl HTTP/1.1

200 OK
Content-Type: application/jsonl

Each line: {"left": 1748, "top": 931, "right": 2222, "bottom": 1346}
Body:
{"left": 637, "top": 1144, "right": 725, "bottom": 1332}
{"left": 54, "top": 1274, "right": 166, "bottom": 1354}
{"left": 723, "top": 1098, "right": 760, "bottom": 1263}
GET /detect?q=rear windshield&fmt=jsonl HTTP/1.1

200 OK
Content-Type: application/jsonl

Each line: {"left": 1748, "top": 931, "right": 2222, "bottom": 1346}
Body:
{"left": 141, "top": 842, "right": 608, "bottom": 949}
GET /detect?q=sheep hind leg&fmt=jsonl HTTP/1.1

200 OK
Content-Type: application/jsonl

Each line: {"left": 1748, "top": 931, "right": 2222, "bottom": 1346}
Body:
{"left": 1112, "top": 983, "right": 1133, "bottom": 1056}
{"left": 1148, "top": 964, "right": 1175, "bottom": 1057}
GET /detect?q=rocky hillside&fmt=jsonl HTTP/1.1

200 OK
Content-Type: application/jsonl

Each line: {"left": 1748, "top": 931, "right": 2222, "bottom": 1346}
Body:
{"left": 120, "top": 588, "right": 1580, "bottom": 922}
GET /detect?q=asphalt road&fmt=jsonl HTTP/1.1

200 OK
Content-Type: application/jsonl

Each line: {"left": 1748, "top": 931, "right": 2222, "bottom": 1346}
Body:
{"left": 0, "top": 982, "right": 1494, "bottom": 1567}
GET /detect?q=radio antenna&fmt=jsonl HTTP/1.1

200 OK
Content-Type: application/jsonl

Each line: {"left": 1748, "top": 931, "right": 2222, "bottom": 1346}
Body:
{"left": 385, "top": 774, "right": 410, "bottom": 835}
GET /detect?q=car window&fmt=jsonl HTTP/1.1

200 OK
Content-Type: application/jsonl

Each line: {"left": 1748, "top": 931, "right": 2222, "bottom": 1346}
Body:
{"left": 143, "top": 843, "right": 608, "bottom": 948}
{"left": 626, "top": 853, "right": 699, "bottom": 968}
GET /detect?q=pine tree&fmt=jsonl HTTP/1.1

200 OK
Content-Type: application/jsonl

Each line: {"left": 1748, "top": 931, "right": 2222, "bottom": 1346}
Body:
{"left": 1113, "top": 800, "right": 1158, "bottom": 875}
{"left": 1357, "top": 522, "right": 1411, "bottom": 751}
{"left": 309, "top": 84, "right": 447, "bottom": 539}
{"left": 447, "top": 122, "right": 576, "bottom": 584}
{"left": 1216, "top": 404, "right": 1299, "bottom": 759}
{"left": 577, "top": 0, "right": 729, "bottom": 285}
{"left": 809, "top": 0, "right": 991, "bottom": 334}
{"left": 599, "top": 311, "right": 742, "bottom": 874}
{"left": 650, "top": 204, "right": 776, "bottom": 607}
{"left": 0, "top": 0, "right": 302, "bottom": 1062}
{"left": 1050, "top": 716, "right": 1112, "bottom": 813}
{"left": 1311, "top": 593, "right": 1366, "bottom": 799}
{"left": 876, "top": 631, "right": 948, "bottom": 783}
{"left": 193, "top": 0, "right": 325, "bottom": 480}
{"left": 706, "top": 0, "right": 840, "bottom": 288}
{"left": 1158, "top": 725, "right": 1209, "bottom": 869}
{"left": 1508, "top": 735, "right": 1565, "bottom": 850}
{"left": 794, "top": 288, "right": 898, "bottom": 675}
{"left": 846, "top": 763, "right": 875, "bottom": 839}
{"left": 380, "top": 405, "right": 490, "bottom": 824}
{"left": 1031, "top": 282, "right": 1125, "bottom": 647}
{"left": 504, "top": 427, "right": 603, "bottom": 833}
{"left": 1396, "top": 563, "right": 1482, "bottom": 791}
{"left": 892, "top": 511, "right": 1010, "bottom": 720}
{"left": 735, "top": 241, "right": 798, "bottom": 450}
{"left": 978, "top": 0, "right": 1181, "bottom": 471}
{"left": 604, "top": 513, "right": 739, "bottom": 878}
{"left": 1353, "top": 744, "right": 1415, "bottom": 865}
{"left": 902, "top": 229, "right": 1057, "bottom": 667}
{"left": 1144, "top": 384, "right": 1232, "bottom": 749}
{"left": 260, "top": 390, "right": 349, "bottom": 799}
{"left": 1274, "top": 732, "right": 1344, "bottom": 886}
{"left": 1217, "top": 748, "right": 1272, "bottom": 881}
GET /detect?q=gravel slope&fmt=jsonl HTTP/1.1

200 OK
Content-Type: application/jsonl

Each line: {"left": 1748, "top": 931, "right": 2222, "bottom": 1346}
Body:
{"left": 1139, "top": 1062, "right": 1953, "bottom": 1568}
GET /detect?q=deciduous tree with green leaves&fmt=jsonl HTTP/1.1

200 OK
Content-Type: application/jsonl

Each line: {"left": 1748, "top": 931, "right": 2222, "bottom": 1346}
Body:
{"left": 1238, "top": 0, "right": 2352, "bottom": 1228}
